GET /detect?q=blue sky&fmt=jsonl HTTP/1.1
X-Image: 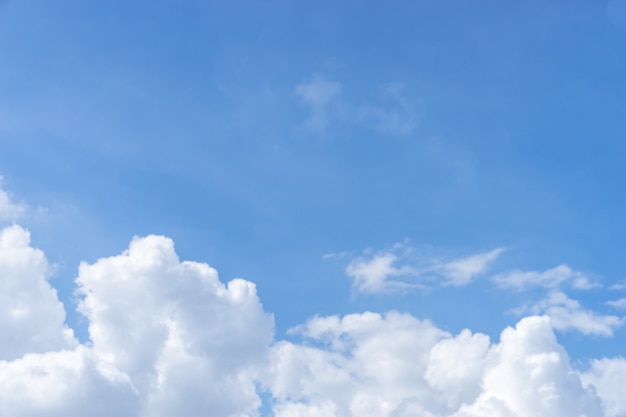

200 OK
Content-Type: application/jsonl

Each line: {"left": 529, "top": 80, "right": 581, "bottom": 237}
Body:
{"left": 1, "top": 1, "right": 625, "bottom": 416}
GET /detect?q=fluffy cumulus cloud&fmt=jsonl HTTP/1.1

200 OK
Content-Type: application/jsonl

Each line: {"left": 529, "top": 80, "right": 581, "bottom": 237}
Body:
{"left": 296, "top": 75, "right": 342, "bottom": 130}
{"left": 0, "top": 225, "right": 76, "bottom": 360}
{"left": 262, "top": 313, "right": 609, "bottom": 417}
{"left": 75, "top": 234, "right": 274, "bottom": 417}
{"left": 0, "top": 225, "right": 274, "bottom": 417}
{"left": 0, "top": 204, "right": 625, "bottom": 416}
{"left": 581, "top": 358, "right": 626, "bottom": 417}
{"left": 0, "top": 346, "right": 139, "bottom": 417}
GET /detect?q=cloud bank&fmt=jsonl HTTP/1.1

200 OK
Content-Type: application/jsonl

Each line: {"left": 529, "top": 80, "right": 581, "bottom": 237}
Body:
{"left": 0, "top": 184, "right": 624, "bottom": 417}
{"left": 0, "top": 226, "right": 625, "bottom": 417}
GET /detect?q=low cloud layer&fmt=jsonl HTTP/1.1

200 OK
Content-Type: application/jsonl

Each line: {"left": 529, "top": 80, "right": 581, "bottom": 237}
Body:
{"left": 1, "top": 224, "right": 625, "bottom": 416}
{"left": 264, "top": 313, "right": 605, "bottom": 417}
{"left": 0, "top": 181, "right": 623, "bottom": 417}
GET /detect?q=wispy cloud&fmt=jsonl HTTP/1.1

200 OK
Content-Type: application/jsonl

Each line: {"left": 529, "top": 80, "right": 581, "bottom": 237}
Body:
{"left": 345, "top": 252, "right": 420, "bottom": 294}
{"left": 493, "top": 264, "right": 598, "bottom": 291}
{"left": 606, "top": 298, "right": 626, "bottom": 309}
{"left": 514, "top": 291, "right": 624, "bottom": 337}
{"left": 295, "top": 75, "right": 342, "bottom": 130}
{"left": 353, "top": 83, "right": 418, "bottom": 134}
{"left": 295, "top": 76, "right": 418, "bottom": 134}
{"left": 437, "top": 248, "right": 506, "bottom": 286}
{"left": 342, "top": 245, "right": 505, "bottom": 294}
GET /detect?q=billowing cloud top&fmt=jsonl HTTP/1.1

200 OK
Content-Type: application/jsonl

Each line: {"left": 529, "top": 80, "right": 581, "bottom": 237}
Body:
{"left": 1, "top": 221, "right": 625, "bottom": 416}
{"left": 0, "top": 183, "right": 624, "bottom": 417}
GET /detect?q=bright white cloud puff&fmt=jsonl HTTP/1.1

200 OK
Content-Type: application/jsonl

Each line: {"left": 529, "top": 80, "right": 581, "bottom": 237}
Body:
{"left": 493, "top": 264, "right": 598, "bottom": 291}
{"left": 264, "top": 313, "right": 607, "bottom": 417}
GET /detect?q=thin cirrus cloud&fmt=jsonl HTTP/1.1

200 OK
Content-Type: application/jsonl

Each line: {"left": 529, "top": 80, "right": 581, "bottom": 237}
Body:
{"left": 1, "top": 187, "right": 625, "bottom": 417}
{"left": 295, "top": 75, "right": 418, "bottom": 134}
{"left": 493, "top": 264, "right": 599, "bottom": 291}
{"left": 343, "top": 246, "right": 505, "bottom": 293}
{"left": 606, "top": 298, "right": 626, "bottom": 309}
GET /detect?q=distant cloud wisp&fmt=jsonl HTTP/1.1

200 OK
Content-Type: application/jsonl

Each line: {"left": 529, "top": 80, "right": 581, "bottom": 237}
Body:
{"left": 343, "top": 244, "right": 505, "bottom": 294}
{"left": 514, "top": 291, "right": 624, "bottom": 337}
{"left": 295, "top": 75, "right": 342, "bottom": 130}
{"left": 295, "top": 75, "right": 418, "bottom": 134}
{"left": 493, "top": 264, "right": 598, "bottom": 291}
{"left": 0, "top": 178, "right": 25, "bottom": 222}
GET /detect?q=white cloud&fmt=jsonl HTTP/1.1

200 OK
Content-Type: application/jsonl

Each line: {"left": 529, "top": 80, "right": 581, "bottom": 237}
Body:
{"left": 263, "top": 313, "right": 604, "bottom": 417}
{"left": 609, "top": 280, "right": 626, "bottom": 290}
{"left": 295, "top": 76, "right": 417, "bottom": 134}
{"left": 0, "top": 225, "right": 76, "bottom": 361}
{"left": 0, "top": 231, "right": 274, "bottom": 417}
{"left": 345, "top": 252, "right": 419, "bottom": 293}
{"left": 424, "top": 329, "right": 491, "bottom": 410}
{"left": 0, "top": 347, "right": 139, "bottom": 417}
{"left": 516, "top": 291, "right": 624, "bottom": 337}
{"left": 606, "top": 298, "right": 626, "bottom": 309}
{"left": 344, "top": 246, "right": 504, "bottom": 293}
{"left": 436, "top": 248, "right": 505, "bottom": 287}
{"left": 0, "top": 180, "right": 26, "bottom": 222}
{"left": 493, "top": 264, "right": 597, "bottom": 291}
{"left": 296, "top": 75, "right": 342, "bottom": 130}
{"left": 353, "top": 83, "right": 418, "bottom": 134}
{"left": 263, "top": 311, "right": 450, "bottom": 417}
{"left": 75, "top": 234, "right": 275, "bottom": 417}
{"left": 581, "top": 357, "right": 626, "bottom": 417}
{"left": 452, "top": 316, "right": 601, "bottom": 417}
{"left": 1, "top": 226, "right": 624, "bottom": 416}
